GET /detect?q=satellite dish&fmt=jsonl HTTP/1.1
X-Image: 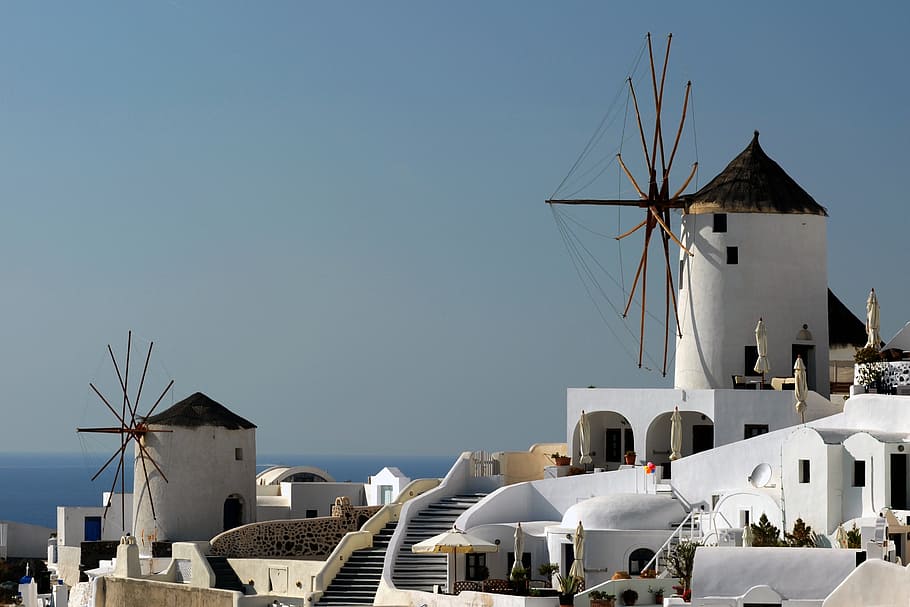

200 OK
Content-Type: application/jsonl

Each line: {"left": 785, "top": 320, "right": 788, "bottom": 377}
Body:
{"left": 748, "top": 463, "right": 773, "bottom": 488}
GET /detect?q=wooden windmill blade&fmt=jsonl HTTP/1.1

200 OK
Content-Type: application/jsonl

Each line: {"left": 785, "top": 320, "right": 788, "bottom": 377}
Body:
{"left": 547, "top": 33, "right": 697, "bottom": 376}
{"left": 77, "top": 331, "right": 173, "bottom": 535}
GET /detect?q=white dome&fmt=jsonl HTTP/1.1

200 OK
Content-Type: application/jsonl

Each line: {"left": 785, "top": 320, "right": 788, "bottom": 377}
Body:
{"left": 561, "top": 494, "right": 686, "bottom": 530}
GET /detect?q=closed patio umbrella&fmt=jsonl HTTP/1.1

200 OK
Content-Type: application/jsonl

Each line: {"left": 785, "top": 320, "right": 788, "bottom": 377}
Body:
{"left": 742, "top": 524, "right": 753, "bottom": 547}
{"left": 669, "top": 406, "right": 682, "bottom": 461}
{"left": 568, "top": 521, "right": 585, "bottom": 583}
{"left": 754, "top": 318, "right": 771, "bottom": 385}
{"left": 794, "top": 355, "right": 808, "bottom": 423}
{"left": 579, "top": 410, "right": 592, "bottom": 466}
{"left": 835, "top": 524, "right": 848, "bottom": 549}
{"left": 412, "top": 528, "right": 498, "bottom": 592}
{"left": 511, "top": 522, "right": 525, "bottom": 578}
{"left": 866, "top": 288, "right": 881, "bottom": 348}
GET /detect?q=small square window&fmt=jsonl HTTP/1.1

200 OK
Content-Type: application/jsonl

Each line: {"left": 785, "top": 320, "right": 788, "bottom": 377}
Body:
{"left": 713, "top": 214, "right": 728, "bottom": 232}
{"left": 305, "top": 509, "right": 317, "bottom": 519}
{"left": 853, "top": 460, "right": 866, "bottom": 487}
{"left": 235, "top": 448, "right": 243, "bottom": 461}
{"left": 799, "top": 459, "right": 811, "bottom": 483}
{"left": 744, "top": 424, "right": 769, "bottom": 439}
{"left": 727, "top": 246, "right": 739, "bottom": 264}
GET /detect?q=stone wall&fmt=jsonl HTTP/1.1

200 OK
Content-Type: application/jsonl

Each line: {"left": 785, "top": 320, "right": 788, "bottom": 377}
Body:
{"left": 99, "top": 576, "right": 235, "bottom": 607}
{"left": 210, "top": 496, "right": 381, "bottom": 558}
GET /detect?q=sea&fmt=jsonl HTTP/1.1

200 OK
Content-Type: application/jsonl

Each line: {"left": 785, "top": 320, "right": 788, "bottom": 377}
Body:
{"left": 0, "top": 451, "right": 457, "bottom": 529}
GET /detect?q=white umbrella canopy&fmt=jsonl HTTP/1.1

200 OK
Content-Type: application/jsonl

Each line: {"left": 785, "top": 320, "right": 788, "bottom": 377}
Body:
{"left": 412, "top": 528, "right": 498, "bottom": 592}
{"left": 511, "top": 522, "right": 525, "bottom": 577}
{"left": 754, "top": 318, "right": 771, "bottom": 380}
{"left": 866, "top": 288, "right": 881, "bottom": 348}
{"left": 670, "top": 406, "right": 683, "bottom": 461}
{"left": 568, "top": 521, "right": 585, "bottom": 583}
{"left": 794, "top": 355, "right": 808, "bottom": 423}
{"left": 579, "top": 410, "right": 592, "bottom": 466}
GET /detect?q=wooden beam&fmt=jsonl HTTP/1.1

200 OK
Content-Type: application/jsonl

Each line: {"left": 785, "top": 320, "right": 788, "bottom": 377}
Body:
{"left": 547, "top": 198, "right": 685, "bottom": 208}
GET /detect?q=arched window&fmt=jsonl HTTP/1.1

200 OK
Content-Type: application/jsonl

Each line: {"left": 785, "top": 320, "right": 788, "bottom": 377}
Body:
{"left": 629, "top": 548, "right": 655, "bottom": 575}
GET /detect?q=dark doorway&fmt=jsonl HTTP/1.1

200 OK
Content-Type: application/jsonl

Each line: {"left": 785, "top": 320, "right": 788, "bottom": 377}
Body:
{"left": 562, "top": 544, "right": 574, "bottom": 576}
{"left": 891, "top": 454, "right": 908, "bottom": 509}
{"left": 692, "top": 425, "right": 714, "bottom": 454}
{"left": 223, "top": 496, "right": 244, "bottom": 531}
{"left": 743, "top": 345, "right": 758, "bottom": 376}
{"left": 605, "top": 429, "right": 621, "bottom": 462}
{"left": 624, "top": 428, "right": 634, "bottom": 454}
{"left": 792, "top": 345, "right": 816, "bottom": 391}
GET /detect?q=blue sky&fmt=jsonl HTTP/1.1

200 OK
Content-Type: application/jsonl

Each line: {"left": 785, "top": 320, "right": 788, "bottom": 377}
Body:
{"left": 0, "top": 2, "right": 907, "bottom": 455}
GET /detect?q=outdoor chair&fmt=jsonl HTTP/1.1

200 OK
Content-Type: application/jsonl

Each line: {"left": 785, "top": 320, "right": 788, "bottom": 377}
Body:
{"left": 453, "top": 580, "right": 482, "bottom": 594}
{"left": 482, "top": 579, "right": 512, "bottom": 594}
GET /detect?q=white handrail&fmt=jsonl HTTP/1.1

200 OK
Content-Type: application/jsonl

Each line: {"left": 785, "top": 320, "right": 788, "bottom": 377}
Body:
{"left": 641, "top": 510, "right": 703, "bottom": 575}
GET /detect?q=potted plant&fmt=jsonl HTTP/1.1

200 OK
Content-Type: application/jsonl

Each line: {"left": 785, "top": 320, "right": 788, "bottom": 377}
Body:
{"left": 555, "top": 573, "right": 581, "bottom": 607}
{"left": 667, "top": 540, "right": 700, "bottom": 599}
{"left": 611, "top": 571, "right": 631, "bottom": 580}
{"left": 624, "top": 451, "right": 637, "bottom": 465}
{"left": 649, "top": 586, "right": 664, "bottom": 603}
{"left": 551, "top": 453, "right": 571, "bottom": 466}
{"left": 538, "top": 563, "right": 560, "bottom": 587}
{"left": 620, "top": 588, "right": 638, "bottom": 606}
{"left": 589, "top": 590, "right": 616, "bottom": 607}
{"left": 510, "top": 565, "right": 528, "bottom": 594}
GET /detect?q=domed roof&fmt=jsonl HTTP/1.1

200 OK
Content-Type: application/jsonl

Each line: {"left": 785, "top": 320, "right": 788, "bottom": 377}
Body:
{"left": 686, "top": 131, "right": 827, "bottom": 216}
{"left": 144, "top": 392, "right": 256, "bottom": 430}
{"left": 561, "top": 494, "right": 686, "bottom": 530}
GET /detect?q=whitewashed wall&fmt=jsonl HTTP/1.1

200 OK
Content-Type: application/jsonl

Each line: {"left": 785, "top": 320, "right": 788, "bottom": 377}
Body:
{"left": 675, "top": 213, "right": 829, "bottom": 396}
{"left": 133, "top": 424, "right": 257, "bottom": 549}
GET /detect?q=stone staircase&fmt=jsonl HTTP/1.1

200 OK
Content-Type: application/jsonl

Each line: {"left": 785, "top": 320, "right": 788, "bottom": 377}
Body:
{"left": 206, "top": 556, "right": 245, "bottom": 592}
{"left": 315, "top": 521, "right": 398, "bottom": 606}
{"left": 391, "top": 493, "right": 487, "bottom": 592}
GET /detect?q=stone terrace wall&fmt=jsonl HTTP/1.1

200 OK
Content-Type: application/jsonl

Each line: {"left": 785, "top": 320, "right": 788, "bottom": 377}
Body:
{"left": 210, "top": 496, "right": 382, "bottom": 558}
{"left": 99, "top": 577, "right": 235, "bottom": 607}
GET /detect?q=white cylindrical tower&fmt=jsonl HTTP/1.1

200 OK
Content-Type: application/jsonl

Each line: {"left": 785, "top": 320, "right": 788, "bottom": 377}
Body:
{"left": 132, "top": 392, "right": 257, "bottom": 549}
{"left": 674, "top": 132, "right": 830, "bottom": 396}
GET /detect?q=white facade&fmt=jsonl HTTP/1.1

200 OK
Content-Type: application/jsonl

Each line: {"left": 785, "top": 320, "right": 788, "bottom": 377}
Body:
{"left": 366, "top": 467, "right": 410, "bottom": 506}
{"left": 566, "top": 387, "right": 839, "bottom": 472}
{"left": 675, "top": 212, "right": 829, "bottom": 395}
{"left": 257, "top": 481, "right": 367, "bottom": 520}
{"left": 56, "top": 492, "right": 132, "bottom": 548}
{"left": 0, "top": 520, "right": 54, "bottom": 559}
{"left": 132, "top": 422, "right": 257, "bottom": 548}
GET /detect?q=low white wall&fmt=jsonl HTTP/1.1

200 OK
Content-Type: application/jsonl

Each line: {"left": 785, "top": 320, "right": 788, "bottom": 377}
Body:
{"left": 227, "top": 558, "right": 323, "bottom": 598}
{"left": 822, "top": 558, "right": 910, "bottom": 607}
{"left": 692, "top": 547, "right": 858, "bottom": 602}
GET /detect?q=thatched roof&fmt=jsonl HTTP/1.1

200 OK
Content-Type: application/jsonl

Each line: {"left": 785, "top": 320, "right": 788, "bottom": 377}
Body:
{"left": 828, "top": 289, "right": 866, "bottom": 348}
{"left": 144, "top": 392, "right": 256, "bottom": 430}
{"left": 686, "top": 131, "right": 828, "bottom": 216}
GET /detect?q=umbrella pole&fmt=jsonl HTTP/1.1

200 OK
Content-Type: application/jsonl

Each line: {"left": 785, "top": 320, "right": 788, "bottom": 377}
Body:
{"left": 452, "top": 547, "right": 456, "bottom": 594}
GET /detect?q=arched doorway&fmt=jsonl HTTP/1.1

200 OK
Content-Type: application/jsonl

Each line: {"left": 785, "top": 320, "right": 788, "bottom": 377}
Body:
{"left": 223, "top": 494, "right": 244, "bottom": 531}
{"left": 646, "top": 410, "right": 714, "bottom": 477}
{"left": 628, "top": 547, "right": 655, "bottom": 576}
{"left": 576, "top": 411, "right": 634, "bottom": 470}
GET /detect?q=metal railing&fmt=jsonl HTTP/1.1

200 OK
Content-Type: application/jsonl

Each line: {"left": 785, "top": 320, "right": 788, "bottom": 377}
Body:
{"left": 640, "top": 510, "right": 704, "bottom": 576}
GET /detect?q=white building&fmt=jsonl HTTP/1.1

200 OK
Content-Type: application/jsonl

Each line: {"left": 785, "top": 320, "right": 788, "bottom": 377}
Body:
{"left": 366, "top": 467, "right": 410, "bottom": 506}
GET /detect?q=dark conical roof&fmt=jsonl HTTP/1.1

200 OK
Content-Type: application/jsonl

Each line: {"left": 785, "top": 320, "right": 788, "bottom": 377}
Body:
{"left": 144, "top": 392, "right": 256, "bottom": 430}
{"left": 687, "top": 131, "right": 828, "bottom": 216}
{"left": 828, "top": 289, "right": 867, "bottom": 348}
